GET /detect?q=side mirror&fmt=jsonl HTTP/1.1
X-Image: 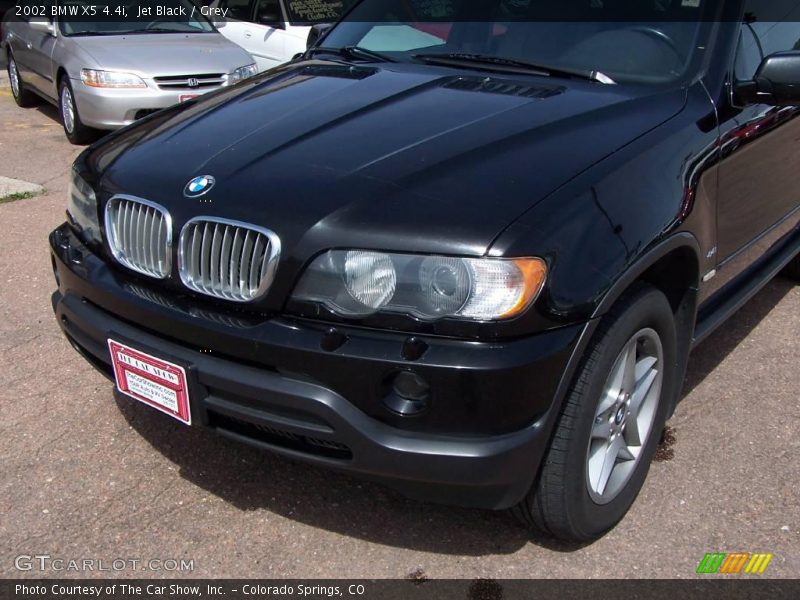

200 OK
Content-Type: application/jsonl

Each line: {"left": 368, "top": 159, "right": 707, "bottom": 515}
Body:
{"left": 307, "top": 23, "right": 333, "bottom": 49}
{"left": 258, "top": 12, "right": 285, "bottom": 29}
{"left": 735, "top": 51, "right": 800, "bottom": 106}
{"left": 29, "top": 19, "right": 55, "bottom": 36}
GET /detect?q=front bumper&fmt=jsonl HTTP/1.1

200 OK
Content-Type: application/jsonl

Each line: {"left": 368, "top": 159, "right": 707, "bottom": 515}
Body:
{"left": 70, "top": 77, "right": 220, "bottom": 129}
{"left": 50, "top": 224, "right": 588, "bottom": 509}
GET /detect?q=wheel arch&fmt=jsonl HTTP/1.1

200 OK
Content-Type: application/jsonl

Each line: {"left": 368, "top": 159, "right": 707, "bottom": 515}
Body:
{"left": 592, "top": 233, "right": 701, "bottom": 319}
{"left": 598, "top": 235, "right": 701, "bottom": 413}
{"left": 56, "top": 66, "right": 70, "bottom": 87}
{"left": 547, "top": 233, "right": 702, "bottom": 446}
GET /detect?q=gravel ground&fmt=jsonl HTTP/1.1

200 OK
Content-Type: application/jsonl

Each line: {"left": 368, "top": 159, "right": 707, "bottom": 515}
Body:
{"left": 0, "top": 83, "right": 798, "bottom": 580}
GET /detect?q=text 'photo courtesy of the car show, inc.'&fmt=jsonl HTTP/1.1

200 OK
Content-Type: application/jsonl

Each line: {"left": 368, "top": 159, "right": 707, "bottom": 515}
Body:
{"left": 0, "top": 0, "right": 799, "bottom": 597}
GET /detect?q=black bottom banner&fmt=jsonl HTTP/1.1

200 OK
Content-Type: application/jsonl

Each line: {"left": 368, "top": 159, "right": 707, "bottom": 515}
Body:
{"left": 2, "top": 579, "right": 800, "bottom": 600}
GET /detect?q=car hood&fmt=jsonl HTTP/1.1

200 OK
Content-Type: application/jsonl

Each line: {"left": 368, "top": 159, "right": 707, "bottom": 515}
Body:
{"left": 87, "top": 60, "right": 687, "bottom": 267}
{"left": 72, "top": 33, "right": 252, "bottom": 77}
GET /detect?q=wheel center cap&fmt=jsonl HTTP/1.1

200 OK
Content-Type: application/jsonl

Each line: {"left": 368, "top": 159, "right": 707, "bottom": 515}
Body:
{"left": 615, "top": 405, "right": 626, "bottom": 425}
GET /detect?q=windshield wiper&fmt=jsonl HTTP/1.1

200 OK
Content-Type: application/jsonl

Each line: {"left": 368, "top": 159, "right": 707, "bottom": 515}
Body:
{"left": 306, "top": 46, "right": 396, "bottom": 63}
{"left": 146, "top": 28, "right": 195, "bottom": 34}
{"left": 412, "top": 53, "right": 615, "bottom": 84}
{"left": 68, "top": 30, "right": 141, "bottom": 36}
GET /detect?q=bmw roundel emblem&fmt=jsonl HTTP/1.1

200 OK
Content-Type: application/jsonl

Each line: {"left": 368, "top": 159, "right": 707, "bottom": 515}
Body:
{"left": 184, "top": 175, "right": 215, "bottom": 198}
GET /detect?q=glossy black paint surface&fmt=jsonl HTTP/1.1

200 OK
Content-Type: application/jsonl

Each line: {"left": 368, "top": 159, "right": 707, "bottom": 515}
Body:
{"left": 77, "top": 61, "right": 693, "bottom": 336}
{"left": 51, "top": 5, "right": 800, "bottom": 505}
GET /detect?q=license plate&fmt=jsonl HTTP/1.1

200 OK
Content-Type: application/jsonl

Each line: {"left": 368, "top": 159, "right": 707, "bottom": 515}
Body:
{"left": 108, "top": 339, "right": 191, "bottom": 425}
{"left": 179, "top": 94, "right": 200, "bottom": 103}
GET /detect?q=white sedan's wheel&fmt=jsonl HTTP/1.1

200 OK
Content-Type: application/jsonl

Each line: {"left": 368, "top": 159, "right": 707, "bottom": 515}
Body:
{"left": 9, "top": 56, "right": 21, "bottom": 98}
{"left": 61, "top": 84, "right": 76, "bottom": 134}
{"left": 58, "top": 79, "right": 97, "bottom": 145}
{"left": 7, "top": 54, "right": 37, "bottom": 107}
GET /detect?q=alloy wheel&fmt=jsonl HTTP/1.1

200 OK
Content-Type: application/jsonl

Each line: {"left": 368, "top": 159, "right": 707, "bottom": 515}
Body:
{"left": 61, "top": 85, "right": 76, "bottom": 134}
{"left": 586, "top": 327, "right": 664, "bottom": 504}
{"left": 9, "top": 57, "right": 20, "bottom": 99}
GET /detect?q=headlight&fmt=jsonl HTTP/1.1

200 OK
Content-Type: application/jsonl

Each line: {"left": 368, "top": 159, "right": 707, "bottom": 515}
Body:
{"left": 81, "top": 69, "right": 146, "bottom": 89}
{"left": 66, "top": 168, "right": 100, "bottom": 244}
{"left": 292, "top": 251, "right": 547, "bottom": 321}
{"left": 229, "top": 63, "right": 257, "bottom": 83}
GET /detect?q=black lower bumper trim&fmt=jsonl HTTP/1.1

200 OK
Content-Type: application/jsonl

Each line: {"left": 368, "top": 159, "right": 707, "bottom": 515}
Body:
{"left": 54, "top": 290, "right": 558, "bottom": 509}
{"left": 49, "top": 225, "right": 588, "bottom": 509}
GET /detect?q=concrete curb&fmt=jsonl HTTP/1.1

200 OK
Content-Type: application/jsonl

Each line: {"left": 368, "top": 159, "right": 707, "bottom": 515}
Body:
{"left": 0, "top": 176, "right": 45, "bottom": 201}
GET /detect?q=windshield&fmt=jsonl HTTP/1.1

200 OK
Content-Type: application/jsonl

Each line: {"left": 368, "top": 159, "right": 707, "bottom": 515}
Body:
{"left": 322, "top": 0, "right": 720, "bottom": 84}
{"left": 59, "top": 0, "right": 215, "bottom": 36}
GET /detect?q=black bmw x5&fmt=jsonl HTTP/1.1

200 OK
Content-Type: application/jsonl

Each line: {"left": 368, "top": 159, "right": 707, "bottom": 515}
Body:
{"left": 50, "top": 0, "right": 800, "bottom": 541}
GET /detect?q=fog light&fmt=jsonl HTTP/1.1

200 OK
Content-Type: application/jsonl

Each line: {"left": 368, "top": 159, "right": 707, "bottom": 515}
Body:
{"left": 383, "top": 371, "right": 430, "bottom": 416}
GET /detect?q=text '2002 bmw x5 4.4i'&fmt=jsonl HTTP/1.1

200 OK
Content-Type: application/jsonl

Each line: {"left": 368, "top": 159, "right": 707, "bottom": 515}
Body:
{"left": 50, "top": 0, "right": 800, "bottom": 541}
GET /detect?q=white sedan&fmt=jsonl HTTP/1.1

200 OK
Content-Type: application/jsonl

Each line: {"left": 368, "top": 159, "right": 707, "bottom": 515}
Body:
{"left": 210, "top": 0, "right": 345, "bottom": 72}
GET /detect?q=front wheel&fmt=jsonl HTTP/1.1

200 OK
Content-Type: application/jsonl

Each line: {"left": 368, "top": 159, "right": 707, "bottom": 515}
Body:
{"left": 513, "top": 284, "right": 677, "bottom": 542}
{"left": 7, "top": 53, "right": 38, "bottom": 107}
{"left": 59, "top": 78, "right": 98, "bottom": 145}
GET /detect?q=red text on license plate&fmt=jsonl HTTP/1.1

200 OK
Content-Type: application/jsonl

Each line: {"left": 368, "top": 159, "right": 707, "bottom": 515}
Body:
{"left": 107, "top": 339, "right": 191, "bottom": 425}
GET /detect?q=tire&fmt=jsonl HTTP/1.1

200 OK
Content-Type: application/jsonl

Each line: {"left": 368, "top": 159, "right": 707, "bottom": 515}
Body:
{"left": 58, "top": 78, "right": 98, "bottom": 145}
{"left": 783, "top": 254, "right": 800, "bottom": 282}
{"left": 7, "top": 52, "right": 38, "bottom": 108}
{"left": 513, "top": 284, "right": 678, "bottom": 542}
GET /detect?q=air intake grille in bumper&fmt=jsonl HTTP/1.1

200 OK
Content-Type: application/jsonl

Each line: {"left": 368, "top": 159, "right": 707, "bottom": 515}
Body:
{"left": 178, "top": 218, "right": 281, "bottom": 303}
{"left": 208, "top": 411, "right": 353, "bottom": 460}
{"left": 105, "top": 196, "right": 172, "bottom": 279}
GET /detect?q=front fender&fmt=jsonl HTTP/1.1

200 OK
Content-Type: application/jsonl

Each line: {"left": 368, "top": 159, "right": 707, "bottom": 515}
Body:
{"left": 490, "top": 82, "right": 717, "bottom": 328}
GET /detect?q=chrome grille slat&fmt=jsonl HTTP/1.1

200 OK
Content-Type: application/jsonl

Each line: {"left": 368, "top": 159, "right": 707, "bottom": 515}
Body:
{"left": 179, "top": 218, "right": 280, "bottom": 303}
{"left": 143, "top": 206, "right": 153, "bottom": 272}
{"left": 123, "top": 201, "right": 133, "bottom": 262}
{"left": 229, "top": 228, "right": 244, "bottom": 294}
{"left": 249, "top": 235, "right": 265, "bottom": 292}
{"left": 105, "top": 196, "right": 172, "bottom": 279}
{"left": 239, "top": 230, "right": 254, "bottom": 298}
{"left": 156, "top": 212, "right": 165, "bottom": 271}
{"left": 219, "top": 226, "right": 233, "bottom": 299}
{"left": 210, "top": 223, "right": 223, "bottom": 293}
{"left": 148, "top": 206, "right": 158, "bottom": 273}
{"left": 200, "top": 222, "right": 212, "bottom": 293}
{"left": 190, "top": 225, "right": 201, "bottom": 290}
{"left": 133, "top": 203, "right": 143, "bottom": 268}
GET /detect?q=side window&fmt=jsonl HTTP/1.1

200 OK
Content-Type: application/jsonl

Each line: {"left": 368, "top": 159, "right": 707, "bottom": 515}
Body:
{"left": 738, "top": 0, "right": 800, "bottom": 80}
{"left": 735, "top": 25, "right": 763, "bottom": 80}
{"left": 284, "top": 0, "right": 347, "bottom": 24}
{"left": 751, "top": 2, "right": 800, "bottom": 56}
{"left": 254, "top": 0, "right": 284, "bottom": 23}
{"left": 219, "top": 0, "right": 253, "bottom": 21}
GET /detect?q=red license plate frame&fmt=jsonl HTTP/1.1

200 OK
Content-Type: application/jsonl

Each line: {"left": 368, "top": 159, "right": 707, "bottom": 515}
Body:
{"left": 108, "top": 339, "right": 191, "bottom": 425}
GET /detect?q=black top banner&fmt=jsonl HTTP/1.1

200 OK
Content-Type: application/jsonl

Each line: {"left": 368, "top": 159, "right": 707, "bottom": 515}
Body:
{"left": 8, "top": 0, "right": 800, "bottom": 25}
